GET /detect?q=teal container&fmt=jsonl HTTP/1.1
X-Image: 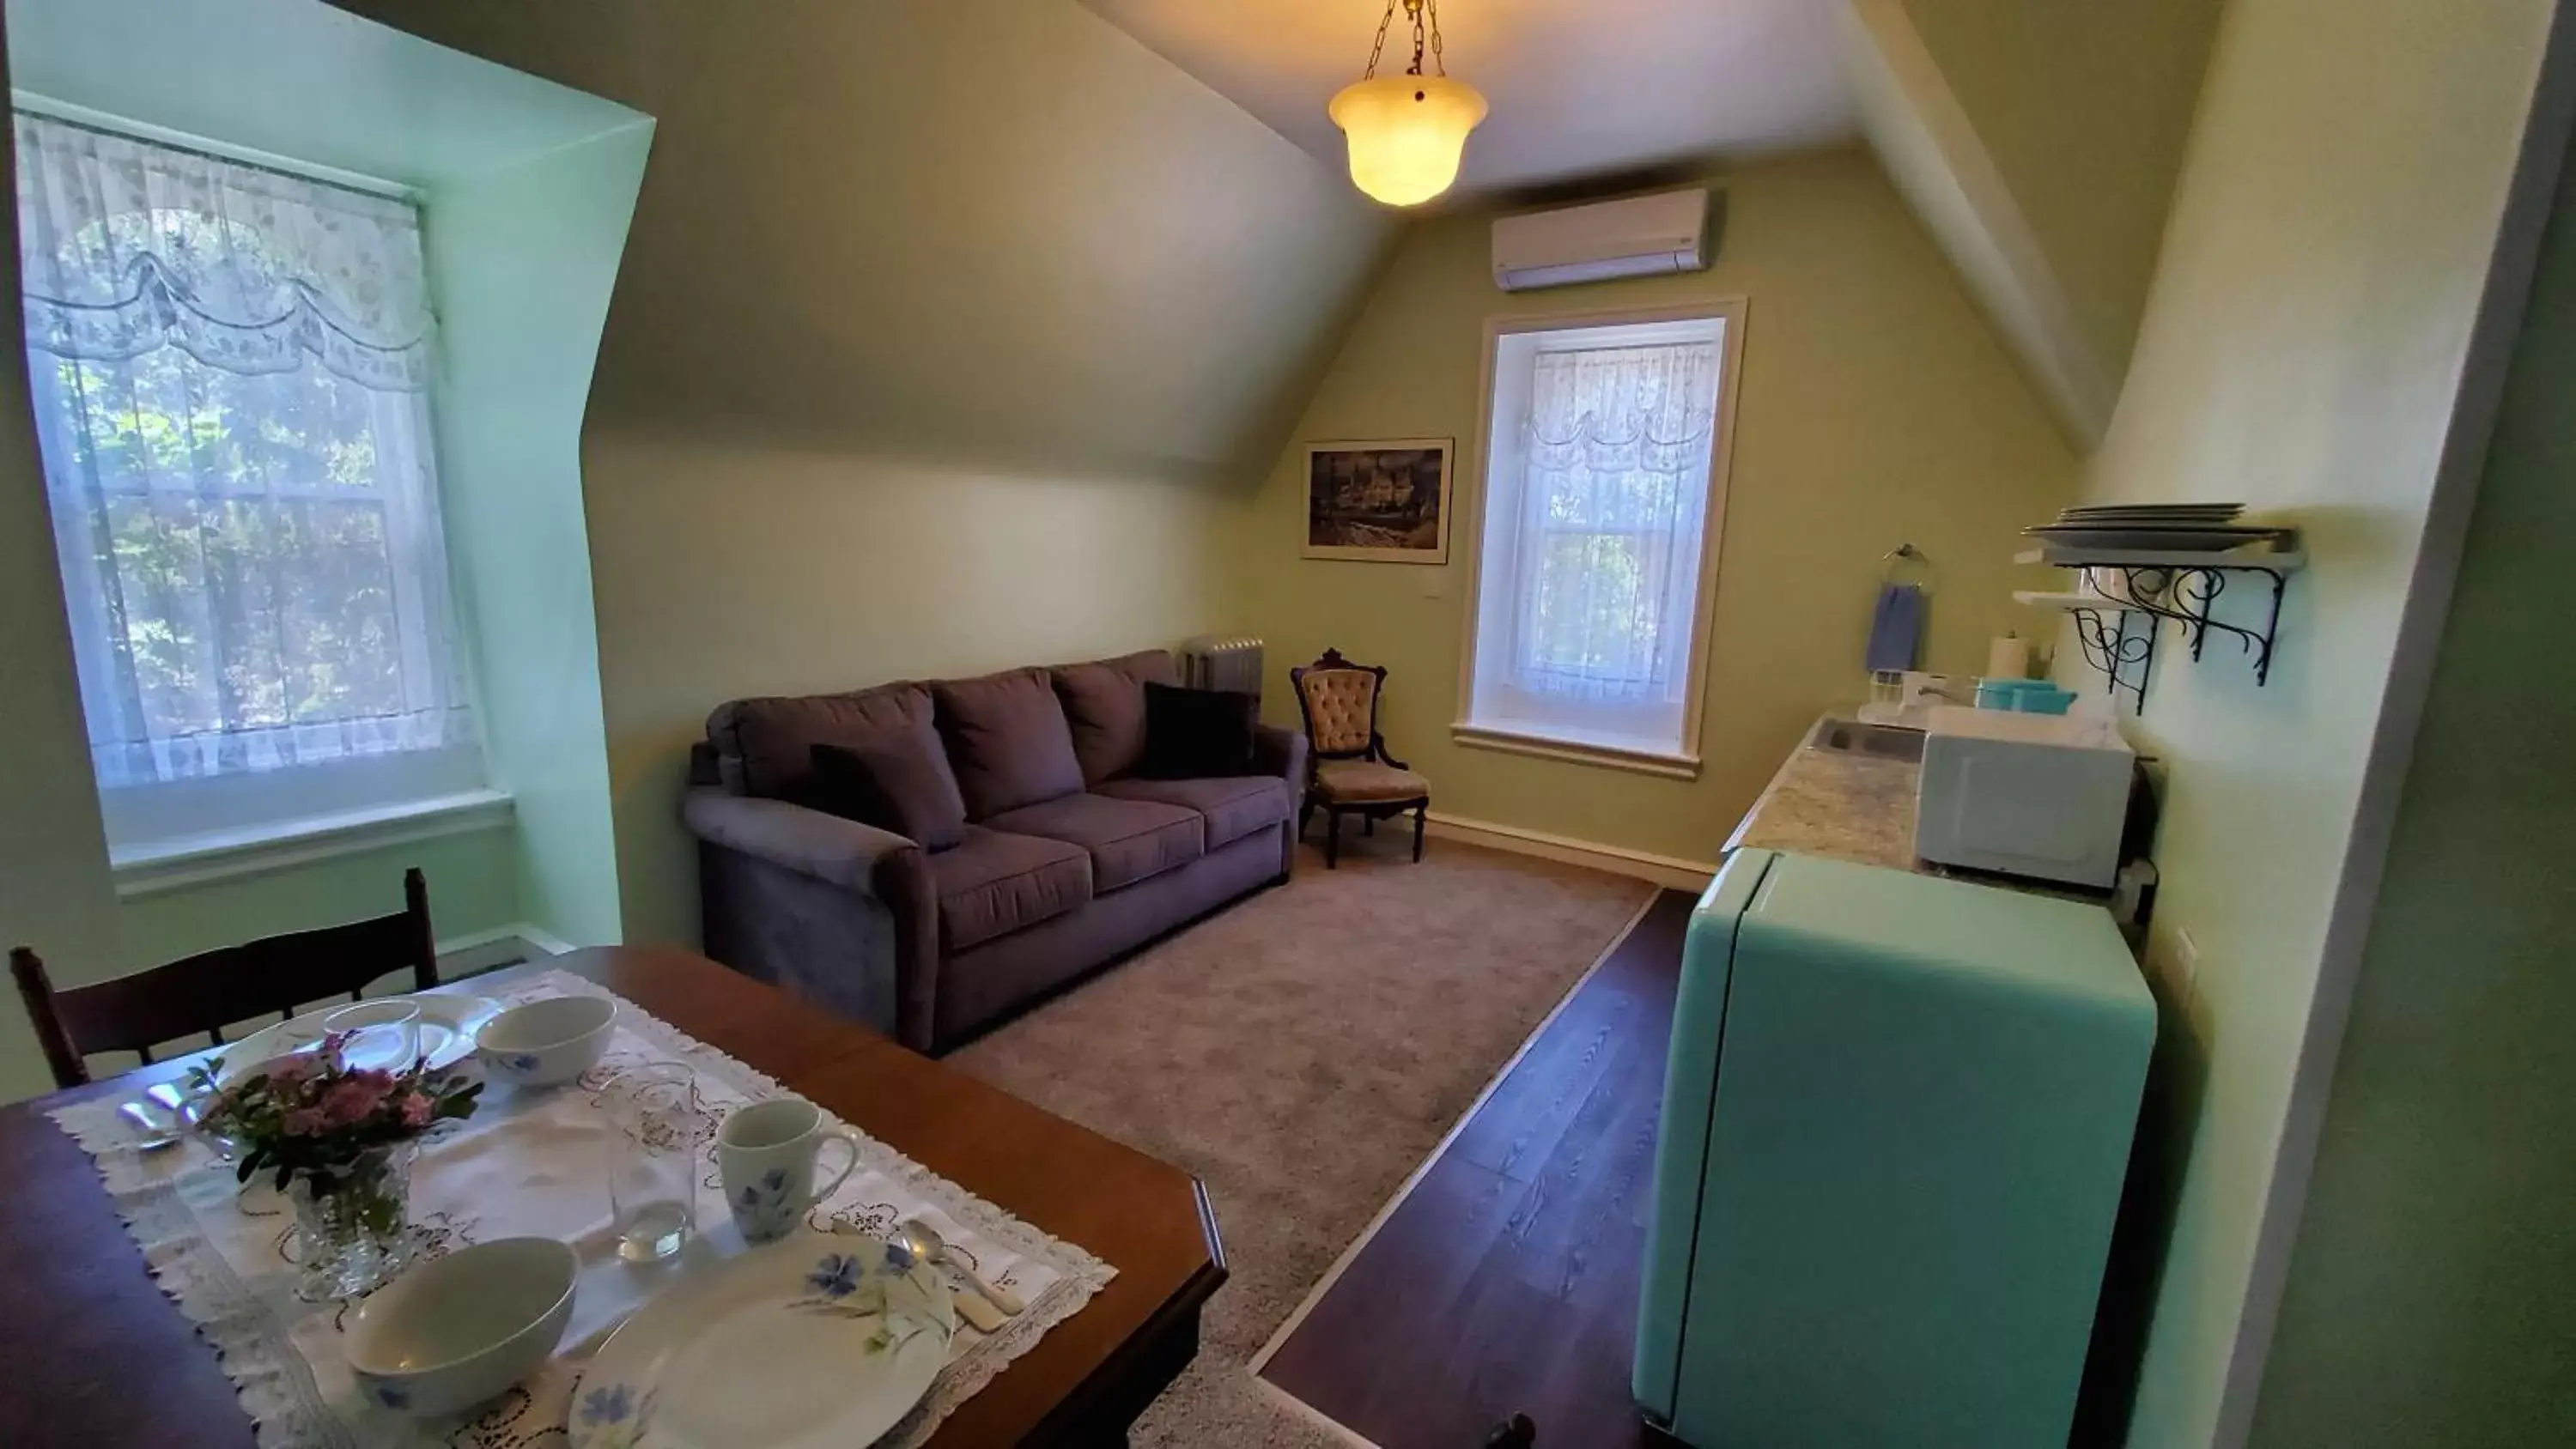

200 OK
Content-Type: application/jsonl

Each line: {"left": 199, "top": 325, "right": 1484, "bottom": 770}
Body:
{"left": 1635, "top": 850, "right": 2154, "bottom": 1447}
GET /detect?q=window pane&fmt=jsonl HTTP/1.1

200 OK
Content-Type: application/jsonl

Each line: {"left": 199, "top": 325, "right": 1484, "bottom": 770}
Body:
{"left": 1467, "top": 316, "right": 1729, "bottom": 756}
{"left": 15, "top": 112, "right": 471, "bottom": 795}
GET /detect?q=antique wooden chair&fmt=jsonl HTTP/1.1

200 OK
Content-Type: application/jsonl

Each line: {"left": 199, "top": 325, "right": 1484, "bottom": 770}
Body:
{"left": 9, "top": 868, "right": 439, "bottom": 1089}
{"left": 1290, "top": 648, "right": 1431, "bottom": 868}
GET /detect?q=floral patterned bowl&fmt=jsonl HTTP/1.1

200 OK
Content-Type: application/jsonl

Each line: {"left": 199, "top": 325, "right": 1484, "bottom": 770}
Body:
{"left": 476, "top": 997, "right": 617, "bottom": 1087}
{"left": 344, "top": 1237, "right": 578, "bottom": 1417}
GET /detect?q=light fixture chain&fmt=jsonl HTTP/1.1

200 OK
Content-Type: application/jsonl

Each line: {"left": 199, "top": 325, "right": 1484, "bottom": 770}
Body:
{"left": 1425, "top": 0, "right": 1446, "bottom": 76}
{"left": 1364, "top": 0, "right": 1395, "bottom": 80}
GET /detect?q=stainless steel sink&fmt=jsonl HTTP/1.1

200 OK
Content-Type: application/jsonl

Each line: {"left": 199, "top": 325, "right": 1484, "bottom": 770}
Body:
{"left": 1807, "top": 717, "right": 1926, "bottom": 762}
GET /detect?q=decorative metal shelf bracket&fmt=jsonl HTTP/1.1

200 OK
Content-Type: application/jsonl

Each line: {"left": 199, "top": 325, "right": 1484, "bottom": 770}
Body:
{"left": 2068, "top": 603, "right": 2155, "bottom": 710}
{"left": 2101, "top": 564, "right": 2291, "bottom": 685}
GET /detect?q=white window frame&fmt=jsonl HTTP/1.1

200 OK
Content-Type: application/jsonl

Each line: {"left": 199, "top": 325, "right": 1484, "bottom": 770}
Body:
{"left": 1451, "top": 299, "right": 1748, "bottom": 779}
{"left": 13, "top": 106, "right": 501, "bottom": 881}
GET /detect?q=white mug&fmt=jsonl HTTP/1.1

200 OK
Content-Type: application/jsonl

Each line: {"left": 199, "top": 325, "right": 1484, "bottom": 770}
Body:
{"left": 716, "top": 1097, "right": 860, "bottom": 1244}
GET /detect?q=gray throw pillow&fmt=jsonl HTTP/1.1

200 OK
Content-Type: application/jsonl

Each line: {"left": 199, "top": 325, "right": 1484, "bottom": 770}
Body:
{"left": 809, "top": 724, "right": 968, "bottom": 851}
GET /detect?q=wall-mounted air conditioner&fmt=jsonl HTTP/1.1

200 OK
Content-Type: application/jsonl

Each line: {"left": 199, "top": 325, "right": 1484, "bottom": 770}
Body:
{"left": 1492, "top": 186, "right": 1711, "bottom": 293}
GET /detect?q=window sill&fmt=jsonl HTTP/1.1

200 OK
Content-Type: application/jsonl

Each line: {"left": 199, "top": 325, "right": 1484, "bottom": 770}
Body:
{"left": 109, "top": 789, "right": 516, "bottom": 900}
{"left": 1450, "top": 723, "right": 1702, "bottom": 780}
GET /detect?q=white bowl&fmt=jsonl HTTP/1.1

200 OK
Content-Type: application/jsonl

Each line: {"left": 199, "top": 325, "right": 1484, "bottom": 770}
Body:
{"left": 345, "top": 1237, "right": 578, "bottom": 1417}
{"left": 475, "top": 996, "right": 616, "bottom": 1088}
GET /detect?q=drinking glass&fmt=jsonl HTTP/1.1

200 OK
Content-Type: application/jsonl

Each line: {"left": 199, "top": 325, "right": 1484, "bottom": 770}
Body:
{"left": 322, "top": 1000, "right": 424, "bottom": 1073}
{"left": 601, "top": 1064, "right": 702, "bottom": 1262}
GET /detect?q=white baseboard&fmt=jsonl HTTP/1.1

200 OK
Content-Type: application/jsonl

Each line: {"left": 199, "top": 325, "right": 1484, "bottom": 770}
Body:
{"left": 435, "top": 922, "right": 578, "bottom": 976}
{"left": 1425, "top": 810, "right": 1720, "bottom": 892}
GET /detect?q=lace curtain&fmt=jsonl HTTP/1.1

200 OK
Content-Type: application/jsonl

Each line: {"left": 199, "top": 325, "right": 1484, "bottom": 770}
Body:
{"left": 1504, "top": 339, "right": 1722, "bottom": 718}
{"left": 14, "top": 113, "right": 471, "bottom": 791}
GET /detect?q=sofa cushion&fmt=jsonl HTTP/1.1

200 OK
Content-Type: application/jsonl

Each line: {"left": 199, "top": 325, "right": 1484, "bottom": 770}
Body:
{"left": 1135, "top": 682, "right": 1258, "bottom": 780}
{"left": 926, "top": 827, "right": 1091, "bottom": 953}
{"left": 708, "top": 682, "right": 933, "bottom": 804}
{"left": 987, "top": 791, "right": 1204, "bottom": 892}
{"left": 810, "top": 733, "right": 967, "bottom": 852}
{"left": 933, "top": 667, "right": 1085, "bottom": 819}
{"left": 1095, "top": 773, "right": 1294, "bottom": 850}
{"left": 1051, "top": 650, "right": 1179, "bottom": 784}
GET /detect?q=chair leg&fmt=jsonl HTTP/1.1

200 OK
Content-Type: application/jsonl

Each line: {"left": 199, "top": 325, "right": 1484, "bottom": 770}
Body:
{"left": 1413, "top": 804, "right": 1427, "bottom": 862}
{"left": 1364, "top": 814, "right": 1375, "bottom": 837}
{"left": 1326, "top": 809, "right": 1340, "bottom": 869}
{"left": 1297, "top": 800, "right": 1313, "bottom": 841}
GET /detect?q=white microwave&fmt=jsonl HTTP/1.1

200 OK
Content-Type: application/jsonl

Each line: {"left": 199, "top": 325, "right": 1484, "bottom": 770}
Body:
{"left": 1913, "top": 706, "right": 2135, "bottom": 888}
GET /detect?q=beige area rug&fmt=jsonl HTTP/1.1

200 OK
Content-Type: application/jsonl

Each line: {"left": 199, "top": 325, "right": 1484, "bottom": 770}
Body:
{"left": 951, "top": 834, "right": 1656, "bottom": 1446}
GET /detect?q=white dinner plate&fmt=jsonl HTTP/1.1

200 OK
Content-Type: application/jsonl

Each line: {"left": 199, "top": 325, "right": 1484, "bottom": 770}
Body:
{"left": 570, "top": 1230, "right": 955, "bottom": 1449}
{"left": 213, "top": 992, "right": 501, "bottom": 1085}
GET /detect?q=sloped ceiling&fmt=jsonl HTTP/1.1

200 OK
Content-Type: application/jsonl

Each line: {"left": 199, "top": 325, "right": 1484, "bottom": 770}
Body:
{"left": 331, "top": 0, "right": 1397, "bottom": 482}
{"left": 1083, "top": 0, "right": 1856, "bottom": 199}
{"left": 1838, "top": 0, "right": 2222, "bottom": 449}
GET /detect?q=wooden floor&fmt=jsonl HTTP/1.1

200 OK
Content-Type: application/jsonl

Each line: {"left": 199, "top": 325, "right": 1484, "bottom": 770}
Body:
{"left": 1260, "top": 887, "right": 1697, "bottom": 1448}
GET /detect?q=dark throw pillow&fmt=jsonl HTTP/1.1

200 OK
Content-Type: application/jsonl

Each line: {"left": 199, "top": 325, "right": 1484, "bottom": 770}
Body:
{"left": 810, "top": 731, "right": 969, "bottom": 852}
{"left": 1135, "top": 682, "right": 1258, "bottom": 780}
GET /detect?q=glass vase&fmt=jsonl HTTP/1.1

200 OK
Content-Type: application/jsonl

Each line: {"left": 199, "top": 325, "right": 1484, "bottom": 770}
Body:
{"left": 288, "top": 1143, "right": 416, "bottom": 1300}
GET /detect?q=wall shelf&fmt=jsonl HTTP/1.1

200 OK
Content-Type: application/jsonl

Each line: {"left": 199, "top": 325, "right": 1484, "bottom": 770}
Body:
{"left": 2015, "top": 537, "right": 2304, "bottom": 706}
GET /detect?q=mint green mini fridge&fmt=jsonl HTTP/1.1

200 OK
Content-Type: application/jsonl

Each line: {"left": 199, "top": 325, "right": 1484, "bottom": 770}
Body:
{"left": 1634, "top": 849, "right": 2154, "bottom": 1447}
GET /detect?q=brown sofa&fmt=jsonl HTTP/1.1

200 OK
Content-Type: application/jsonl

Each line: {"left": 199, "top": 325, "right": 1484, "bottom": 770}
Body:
{"left": 682, "top": 650, "right": 1303, "bottom": 1052}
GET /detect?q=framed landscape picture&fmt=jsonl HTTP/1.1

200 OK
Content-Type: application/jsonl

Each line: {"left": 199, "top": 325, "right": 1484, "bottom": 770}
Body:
{"left": 1303, "top": 439, "right": 1455, "bottom": 565}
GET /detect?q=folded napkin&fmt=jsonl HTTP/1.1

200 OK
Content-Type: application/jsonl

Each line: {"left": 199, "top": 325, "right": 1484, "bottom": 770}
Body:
{"left": 1864, "top": 582, "right": 1926, "bottom": 673}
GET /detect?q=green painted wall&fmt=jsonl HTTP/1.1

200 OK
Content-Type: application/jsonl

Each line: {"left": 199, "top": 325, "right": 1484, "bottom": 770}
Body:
{"left": 425, "top": 123, "right": 651, "bottom": 949}
{"left": 115, "top": 832, "right": 521, "bottom": 970}
{"left": 1227, "top": 150, "right": 2080, "bottom": 867}
{"left": 0, "top": 26, "right": 123, "bottom": 1106}
{"left": 2244, "top": 112, "right": 2576, "bottom": 1448}
{"left": 2055, "top": 1, "right": 2559, "bottom": 1443}
{"left": 0, "top": 0, "right": 648, "bottom": 1100}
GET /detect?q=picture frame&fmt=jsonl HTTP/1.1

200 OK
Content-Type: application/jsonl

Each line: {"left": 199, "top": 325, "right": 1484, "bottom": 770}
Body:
{"left": 1302, "top": 439, "right": 1455, "bottom": 565}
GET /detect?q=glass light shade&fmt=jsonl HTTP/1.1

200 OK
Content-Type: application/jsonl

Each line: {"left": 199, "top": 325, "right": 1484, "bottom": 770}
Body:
{"left": 1327, "top": 74, "right": 1488, "bottom": 207}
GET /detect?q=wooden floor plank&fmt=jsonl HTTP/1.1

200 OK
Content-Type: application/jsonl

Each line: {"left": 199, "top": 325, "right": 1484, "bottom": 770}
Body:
{"left": 1261, "top": 888, "right": 1697, "bottom": 1448}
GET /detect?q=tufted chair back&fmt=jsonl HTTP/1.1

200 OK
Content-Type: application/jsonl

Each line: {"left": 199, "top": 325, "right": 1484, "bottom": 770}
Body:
{"left": 1291, "top": 650, "right": 1385, "bottom": 758}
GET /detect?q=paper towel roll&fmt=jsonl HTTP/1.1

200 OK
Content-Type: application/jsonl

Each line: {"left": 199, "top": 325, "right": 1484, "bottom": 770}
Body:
{"left": 1986, "top": 635, "right": 2031, "bottom": 680}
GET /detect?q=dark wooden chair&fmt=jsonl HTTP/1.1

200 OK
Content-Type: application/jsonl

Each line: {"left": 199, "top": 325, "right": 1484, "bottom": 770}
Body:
{"left": 1290, "top": 648, "right": 1431, "bottom": 868}
{"left": 9, "top": 867, "right": 439, "bottom": 1089}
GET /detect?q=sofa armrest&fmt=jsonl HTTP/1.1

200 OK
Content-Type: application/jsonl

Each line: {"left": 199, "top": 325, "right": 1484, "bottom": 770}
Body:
{"left": 681, "top": 789, "right": 917, "bottom": 896}
{"left": 1253, "top": 722, "right": 1308, "bottom": 787}
{"left": 683, "top": 788, "right": 944, "bottom": 1051}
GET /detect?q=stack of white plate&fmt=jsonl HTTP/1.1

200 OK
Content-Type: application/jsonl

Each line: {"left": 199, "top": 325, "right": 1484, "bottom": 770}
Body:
{"left": 2023, "top": 503, "right": 2286, "bottom": 554}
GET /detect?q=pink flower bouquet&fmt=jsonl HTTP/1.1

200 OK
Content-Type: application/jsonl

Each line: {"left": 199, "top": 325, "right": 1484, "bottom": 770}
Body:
{"left": 191, "top": 1035, "right": 483, "bottom": 1196}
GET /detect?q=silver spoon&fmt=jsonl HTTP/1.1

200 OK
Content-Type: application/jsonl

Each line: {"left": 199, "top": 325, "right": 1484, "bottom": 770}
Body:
{"left": 898, "top": 1217, "right": 1023, "bottom": 1318}
{"left": 117, "top": 1098, "right": 183, "bottom": 1151}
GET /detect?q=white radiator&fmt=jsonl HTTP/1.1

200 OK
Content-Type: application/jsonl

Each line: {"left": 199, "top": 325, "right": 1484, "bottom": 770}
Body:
{"left": 1180, "top": 635, "right": 1263, "bottom": 703}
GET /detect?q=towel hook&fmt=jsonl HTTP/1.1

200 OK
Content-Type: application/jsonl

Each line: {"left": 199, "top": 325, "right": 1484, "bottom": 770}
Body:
{"left": 1880, "top": 543, "right": 1933, "bottom": 588}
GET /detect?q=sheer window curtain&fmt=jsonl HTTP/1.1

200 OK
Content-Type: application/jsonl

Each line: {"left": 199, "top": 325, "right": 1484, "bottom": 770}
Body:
{"left": 13, "top": 113, "right": 473, "bottom": 809}
{"left": 1477, "top": 335, "right": 1722, "bottom": 751}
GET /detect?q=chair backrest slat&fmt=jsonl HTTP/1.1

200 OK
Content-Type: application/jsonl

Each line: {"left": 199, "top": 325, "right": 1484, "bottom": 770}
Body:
{"left": 9, "top": 867, "right": 439, "bottom": 1090}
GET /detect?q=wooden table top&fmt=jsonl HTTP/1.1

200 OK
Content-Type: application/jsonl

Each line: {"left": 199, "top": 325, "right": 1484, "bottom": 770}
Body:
{"left": 0, "top": 945, "right": 1224, "bottom": 1447}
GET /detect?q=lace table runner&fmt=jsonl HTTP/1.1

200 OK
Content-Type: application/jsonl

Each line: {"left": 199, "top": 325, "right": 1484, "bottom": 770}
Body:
{"left": 48, "top": 969, "right": 1114, "bottom": 1449}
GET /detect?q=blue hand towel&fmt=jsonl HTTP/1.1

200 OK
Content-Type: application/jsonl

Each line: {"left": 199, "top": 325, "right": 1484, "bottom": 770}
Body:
{"left": 1864, "top": 583, "right": 1926, "bottom": 674}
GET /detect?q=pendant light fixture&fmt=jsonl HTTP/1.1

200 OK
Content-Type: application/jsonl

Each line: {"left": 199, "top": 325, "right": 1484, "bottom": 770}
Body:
{"left": 1328, "top": 0, "right": 1487, "bottom": 208}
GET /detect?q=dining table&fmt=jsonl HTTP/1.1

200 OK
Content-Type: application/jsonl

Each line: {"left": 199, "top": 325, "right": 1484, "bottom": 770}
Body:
{"left": 0, "top": 944, "right": 1225, "bottom": 1447}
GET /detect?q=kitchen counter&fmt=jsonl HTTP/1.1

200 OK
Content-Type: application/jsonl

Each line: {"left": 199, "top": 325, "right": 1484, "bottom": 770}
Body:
{"left": 1728, "top": 713, "right": 2129, "bottom": 913}
{"left": 1726, "top": 716, "right": 1925, "bottom": 870}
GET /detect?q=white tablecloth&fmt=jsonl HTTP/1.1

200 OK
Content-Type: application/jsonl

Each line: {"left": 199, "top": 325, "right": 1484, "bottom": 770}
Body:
{"left": 48, "top": 969, "right": 1115, "bottom": 1449}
